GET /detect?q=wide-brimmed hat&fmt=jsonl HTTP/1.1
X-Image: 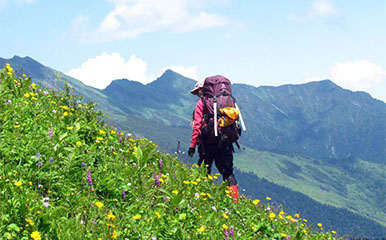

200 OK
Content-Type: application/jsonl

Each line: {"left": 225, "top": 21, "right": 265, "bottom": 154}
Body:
{"left": 190, "top": 80, "right": 204, "bottom": 95}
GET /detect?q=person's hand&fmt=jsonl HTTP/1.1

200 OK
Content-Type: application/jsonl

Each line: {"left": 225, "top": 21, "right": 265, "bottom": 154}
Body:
{"left": 188, "top": 147, "right": 195, "bottom": 157}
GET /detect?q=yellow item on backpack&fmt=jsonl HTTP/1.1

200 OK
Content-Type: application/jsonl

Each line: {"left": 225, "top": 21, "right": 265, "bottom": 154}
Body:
{"left": 218, "top": 107, "right": 239, "bottom": 127}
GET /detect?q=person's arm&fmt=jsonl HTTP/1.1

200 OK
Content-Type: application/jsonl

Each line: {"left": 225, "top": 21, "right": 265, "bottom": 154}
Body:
{"left": 189, "top": 98, "right": 203, "bottom": 156}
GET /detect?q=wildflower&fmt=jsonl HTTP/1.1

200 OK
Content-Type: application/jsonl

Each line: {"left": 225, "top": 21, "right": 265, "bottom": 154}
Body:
{"left": 49, "top": 157, "right": 53, "bottom": 163}
{"left": 86, "top": 169, "right": 93, "bottom": 186}
{"left": 159, "top": 158, "right": 163, "bottom": 171}
{"left": 197, "top": 226, "right": 205, "bottom": 233}
{"left": 122, "top": 189, "right": 126, "bottom": 199}
{"left": 76, "top": 141, "right": 82, "bottom": 146}
{"left": 183, "top": 180, "right": 190, "bottom": 184}
{"left": 52, "top": 109, "right": 56, "bottom": 114}
{"left": 43, "top": 197, "right": 50, "bottom": 202}
{"left": 229, "top": 226, "right": 234, "bottom": 237}
{"left": 14, "top": 181, "right": 22, "bottom": 187}
{"left": 43, "top": 202, "right": 49, "bottom": 207}
{"left": 266, "top": 197, "right": 271, "bottom": 201}
{"left": 253, "top": 199, "right": 260, "bottom": 205}
{"left": 43, "top": 90, "right": 49, "bottom": 95}
{"left": 30, "top": 231, "right": 41, "bottom": 240}
{"left": 286, "top": 236, "right": 290, "bottom": 240}
{"left": 269, "top": 212, "right": 276, "bottom": 220}
{"left": 172, "top": 190, "right": 178, "bottom": 195}
{"left": 28, "top": 181, "right": 33, "bottom": 186}
{"left": 63, "top": 112, "right": 69, "bottom": 117}
{"left": 294, "top": 213, "right": 300, "bottom": 218}
{"left": 152, "top": 237, "right": 157, "bottom": 240}
{"left": 96, "top": 201, "right": 103, "bottom": 208}
{"left": 155, "top": 212, "right": 161, "bottom": 218}
{"left": 38, "top": 161, "right": 43, "bottom": 167}
{"left": 222, "top": 212, "right": 229, "bottom": 219}
{"left": 332, "top": 231, "right": 337, "bottom": 234}
{"left": 222, "top": 224, "right": 228, "bottom": 230}
{"left": 13, "top": 125, "right": 20, "bottom": 128}
{"left": 132, "top": 214, "right": 141, "bottom": 220}
{"left": 99, "top": 130, "right": 106, "bottom": 135}
{"left": 107, "top": 223, "right": 115, "bottom": 228}
{"left": 111, "top": 130, "right": 116, "bottom": 134}
{"left": 317, "top": 223, "right": 323, "bottom": 228}
{"left": 48, "top": 129, "right": 54, "bottom": 138}
{"left": 66, "top": 126, "right": 73, "bottom": 130}
{"left": 112, "top": 230, "right": 117, "bottom": 239}
{"left": 194, "top": 192, "right": 200, "bottom": 199}
{"left": 212, "top": 206, "right": 217, "bottom": 212}
{"left": 107, "top": 211, "right": 116, "bottom": 220}
{"left": 153, "top": 172, "right": 160, "bottom": 187}
{"left": 25, "top": 218, "right": 34, "bottom": 226}
{"left": 31, "top": 83, "right": 38, "bottom": 89}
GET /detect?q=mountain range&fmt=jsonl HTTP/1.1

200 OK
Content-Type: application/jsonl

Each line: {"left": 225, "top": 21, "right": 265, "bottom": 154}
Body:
{"left": 1, "top": 56, "right": 385, "bottom": 238}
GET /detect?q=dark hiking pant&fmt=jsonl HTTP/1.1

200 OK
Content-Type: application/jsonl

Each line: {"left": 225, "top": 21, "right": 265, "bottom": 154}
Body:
{"left": 198, "top": 142, "right": 237, "bottom": 186}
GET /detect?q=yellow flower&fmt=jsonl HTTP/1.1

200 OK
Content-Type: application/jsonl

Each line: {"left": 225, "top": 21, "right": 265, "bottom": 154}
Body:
{"left": 191, "top": 181, "right": 198, "bottom": 185}
{"left": 50, "top": 101, "right": 56, "bottom": 104}
{"left": 155, "top": 212, "right": 161, "bottom": 219}
{"left": 6, "top": 63, "right": 14, "bottom": 72}
{"left": 253, "top": 199, "right": 260, "bottom": 205}
{"left": 107, "top": 211, "right": 116, "bottom": 220}
{"left": 30, "top": 231, "right": 41, "bottom": 240}
{"left": 31, "top": 97, "right": 38, "bottom": 101}
{"left": 95, "top": 201, "right": 104, "bottom": 208}
{"left": 96, "top": 137, "right": 103, "bottom": 141}
{"left": 159, "top": 178, "right": 164, "bottom": 183}
{"left": 107, "top": 223, "right": 115, "bottom": 228}
{"left": 112, "top": 230, "right": 117, "bottom": 239}
{"left": 266, "top": 197, "right": 271, "bottom": 201}
{"left": 213, "top": 176, "right": 218, "bottom": 179}
{"left": 31, "top": 83, "right": 38, "bottom": 89}
{"left": 14, "top": 181, "right": 22, "bottom": 187}
{"left": 63, "top": 112, "right": 69, "bottom": 117}
{"left": 24, "top": 93, "right": 30, "bottom": 98}
{"left": 25, "top": 218, "right": 34, "bottom": 226}
{"left": 13, "top": 125, "right": 21, "bottom": 128}
{"left": 28, "top": 181, "right": 32, "bottom": 186}
{"left": 281, "top": 233, "right": 287, "bottom": 238}
{"left": 76, "top": 141, "right": 82, "bottom": 146}
{"left": 111, "top": 130, "right": 116, "bottom": 134}
{"left": 222, "top": 212, "right": 229, "bottom": 219}
{"left": 99, "top": 130, "right": 106, "bottom": 135}
{"left": 317, "top": 223, "right": 323, "bottom": 228}
{"left": 294, "top": 213, "right": 300, "bottom": 218}
{"left": 66, "top": 126, "right": 73, "bottom": 130}
{"left": 222, "top": 224, "right": 228, "bottom": 230}
{"left": 200, "top": 192, "right": 207, "bottom": 197}
{"left": 172, "top": 190, "right": 178, "bottom": 195}
{"left": 332, "top": 230, "right": 337, "bottom": 234}
{"left": 183, "top": 181, "right": 190, "bottom": 185}
{"left": 269, "top": 212, "right": 276, "bottom": 220}
{"left": 113, "top": 152, "right": 117, "bottom": 155}
{"left": 197, "top": 226, "right": 205, "bottom": 233}
{"left": 24, "top": 101, "right": 29, "bottom": 104}
{"left": 132, "top": 214, "right": 141, "bottom": 220}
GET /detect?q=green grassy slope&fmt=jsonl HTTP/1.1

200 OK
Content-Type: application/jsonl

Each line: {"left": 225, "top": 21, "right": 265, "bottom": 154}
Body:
{"left": 0, "top": 65, "right": 341, "bottom": 239}
{"left": 234, "top": 147, "right": 386, "bottom": 226}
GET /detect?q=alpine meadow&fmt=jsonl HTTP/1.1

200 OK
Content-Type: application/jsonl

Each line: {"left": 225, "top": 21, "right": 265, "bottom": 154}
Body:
{"left": 0, "top": 56, "right": 385, "bottom": 239}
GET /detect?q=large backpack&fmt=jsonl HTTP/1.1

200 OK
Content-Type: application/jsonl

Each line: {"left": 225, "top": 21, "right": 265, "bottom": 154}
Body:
{"left": 200, "top": 75, "right": 244, "bottom": 146}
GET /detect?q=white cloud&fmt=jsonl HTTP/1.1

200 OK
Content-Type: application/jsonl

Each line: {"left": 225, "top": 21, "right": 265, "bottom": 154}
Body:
{"left": 97, "top": 0, "right": 229, "bottom": 40}
{"left": 161, "top": 65, "right": 198, "bottom": 80}
{"left": 66, "top": 52, "right": 153, "bottom": 89}
{"left": 329, "top": 60, "right": 386, "bottom": 101}
{"left": 289, "top": 0, "right": 337, "bottom": 23}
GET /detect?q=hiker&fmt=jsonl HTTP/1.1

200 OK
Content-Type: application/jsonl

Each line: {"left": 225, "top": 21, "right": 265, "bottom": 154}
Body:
{"left": 188, "top": 75, "right": 240, "bottom": 203}
{"left": 189, "top": 80, "right": 205, "bottom": 167}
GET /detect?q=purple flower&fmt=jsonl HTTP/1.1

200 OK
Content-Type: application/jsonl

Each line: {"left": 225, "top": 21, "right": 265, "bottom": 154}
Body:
{"left": 86, "top": 169, "right": 93, "bottom": 186}
{"left": 229, "top": 226, "right": 234, "bottom": 237}
{"left": 152, "top": 237, "right": 157, "bottom": 240}
{"left": 122, "top": 189, "right": 126, "bottom": 199}
{"left": 224, "top": 228, "right": 229, "bottom": 239}
{"left": 38, "top": 161, "right": 43, "bottom": 167}
{"left": 159, "top": 158, "right": 163, "bottom": 171}
{"left": 43, "top": 202, "right": 49, "bottom": 207}
{"left": 119, "top": 136, "right": 122, "bottom": 142}
{"left": 153, "top": 172, "right": 160, "bottom": 188}
{"left": 48, "top": 129, "right": 54, "bottom": 138}
{"left": 81, "top": 163, "right": 85, "bottom": 167}
{"left": 43, "top": 197, "right": 50, "bottom": 202}
{"left": 286, "top": 235, "right": 290, "bottom": 240}
{"left": 36, "top": 152, "right": 41, "bottom": 159}
{"left": 43, "top": 90, "right": 49, "bottom": 95}
{"left": 49, "top": 157, "right": 53, "bottom": 163}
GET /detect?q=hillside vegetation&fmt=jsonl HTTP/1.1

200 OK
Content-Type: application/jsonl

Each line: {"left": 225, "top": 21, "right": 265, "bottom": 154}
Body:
{"left": 0, "top": 65, "right": 340, "bottom": 239}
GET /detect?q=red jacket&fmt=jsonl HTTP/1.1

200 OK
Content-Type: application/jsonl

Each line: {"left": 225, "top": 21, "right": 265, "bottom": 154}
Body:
{"left": 190, "top": 98, "right": 203, "bottom": 148}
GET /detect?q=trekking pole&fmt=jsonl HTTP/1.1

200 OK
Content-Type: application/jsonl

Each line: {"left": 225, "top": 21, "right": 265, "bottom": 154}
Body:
{"left": 214, "top": 98, "right": 218, "bottom": 136}
{"left": 235, "top": 103, "right": 246, "bottom": 131}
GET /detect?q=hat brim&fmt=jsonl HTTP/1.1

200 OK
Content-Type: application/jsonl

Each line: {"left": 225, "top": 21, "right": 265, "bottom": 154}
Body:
{"left": 190, "top": 88, "right": 199, "bottom": 95}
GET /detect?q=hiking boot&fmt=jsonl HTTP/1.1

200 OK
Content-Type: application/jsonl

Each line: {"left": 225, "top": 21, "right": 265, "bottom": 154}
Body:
{"left": 229, "top": 185, "right": 239, "bottom": 203}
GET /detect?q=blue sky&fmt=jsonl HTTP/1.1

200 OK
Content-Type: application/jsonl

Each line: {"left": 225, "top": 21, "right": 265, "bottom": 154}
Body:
{"left": 1, "top": 0, "right": 385, "bottom": 102}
